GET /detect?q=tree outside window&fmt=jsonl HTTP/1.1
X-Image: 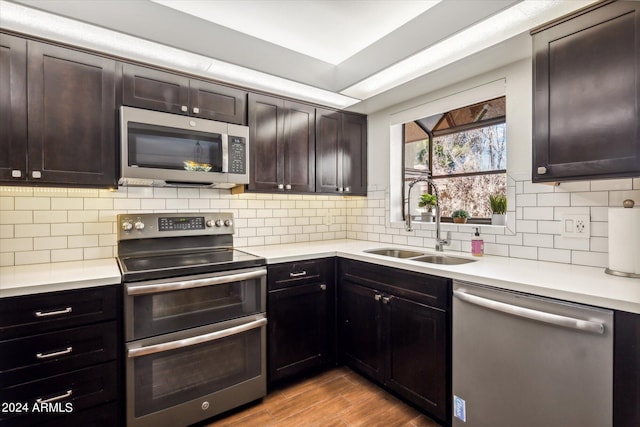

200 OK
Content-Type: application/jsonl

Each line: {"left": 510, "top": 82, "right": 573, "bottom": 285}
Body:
{"left": 404, "top": 97, "right": 506, "bottom": 222}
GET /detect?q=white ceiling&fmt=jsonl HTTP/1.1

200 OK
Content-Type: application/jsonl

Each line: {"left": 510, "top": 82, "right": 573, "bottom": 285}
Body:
{"left": 4, "top": 0, "right": 598, "bottom": 113}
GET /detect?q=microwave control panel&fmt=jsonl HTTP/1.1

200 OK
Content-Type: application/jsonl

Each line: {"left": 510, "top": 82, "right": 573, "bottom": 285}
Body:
{"left": 228, "top": 136, "right": 246, "bottom": 175}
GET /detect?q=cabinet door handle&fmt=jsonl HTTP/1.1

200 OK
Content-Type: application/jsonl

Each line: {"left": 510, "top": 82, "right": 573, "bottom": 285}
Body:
{"left": 36, "top": 346, "right": 73, "bottom": 360}
{"left": 289, "top": 271, "right": 307, "bottom": 278}
{"left": 32, "top": 171, "right": 42, "bottom": 179}
{"left": 537, "top": 166, "right": 548, "bottom": 175}
{"left": 374, "top": 294, "right": 381, "bottom": 302}
{"left": 382, "top": 296, "right": 391, "bottom": 304}
{"left": 337, "top": 187, "right": 344, "bottom": 192}
{"left": 181, "top": 105, "right": 188, "bottom": 112}
{"left": 285, "top": 184, "right": 292, "bottom": 190}
{"left": 319, "top": 284, "right": 327, "bottom": 291}
{"left": 11, "top": 170, "right": 22, "bottom": 178}
{"left": 35, "top": 307, "right": 72, "bottom": 318}
{"left": 345, "top": 186, "right": 351, "bottom": 192}
{"left": 36, "top": 389, "right": 73, "bottom": 404}
{"left": 278, "top": 184, "right": 284, "bottom": 190}
{"left": 193, "top": 107, "right": 200, "bottom": 114}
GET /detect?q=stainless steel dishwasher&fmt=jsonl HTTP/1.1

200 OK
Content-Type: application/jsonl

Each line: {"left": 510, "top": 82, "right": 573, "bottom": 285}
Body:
{"left": 452, "top": 281, "right": 613, "bottom": 427}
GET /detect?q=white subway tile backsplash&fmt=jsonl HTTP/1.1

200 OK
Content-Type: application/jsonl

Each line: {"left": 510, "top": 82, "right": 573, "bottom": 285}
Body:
{"left": 15, "top": 250, "right": 50, "bottom": 265}
{"left": 34, "top": 211, "right": 67, "bottom": 224}
{"left": 33, "top": 236, "right": 67, "bottom": 250}
{"left": 523, "top": 207, "right": 554, "bottom": 220}
{"left": 15, "top": 197, "right": 50, "bottom": 211}
{"left": 509, "top": 245, "right": 537, "bottom": 260}
{"left": 570, "top": 191, "right": 608, "bottom": 207}
{"left": 0, "top": 211, "right": 33, "bottom": 224}
{"left": 51, "top": 223, "right": 83, "bottom": 236}
{"left": 1, "top": 238, "right": 32, "bottom": 252}
{"left": 537, "top": 193, "right": 570, "bottom": 207}
{"left": 0, "top": 175, "right": 633, "bottom": 268}
{"left": 51, "top": 248, "right": 84, "bottom": 263}
{"left": 15, "top": 224, "right": 50, "bottom": 238}
{"left": 572, "top": 251, "right": 608, "bottom": 268}
{"left": 590, "top": 179, "right": 633, "bottom": 191}
{"left": 51, "top": 197, "right": 83, "bottom": 210}
{"left": 538, "top": 248, "right": 571, "bottom": 264}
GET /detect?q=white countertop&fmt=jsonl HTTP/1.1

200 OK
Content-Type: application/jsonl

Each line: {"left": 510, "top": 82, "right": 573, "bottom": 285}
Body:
{"left": 244, "top": 239, "right": 640, "bottom": 314}
{"left": 0, "top": 258, "right": 122, "bottom": 298}
{"left": 1, "top": 239, "right": 639, "bottom": 315}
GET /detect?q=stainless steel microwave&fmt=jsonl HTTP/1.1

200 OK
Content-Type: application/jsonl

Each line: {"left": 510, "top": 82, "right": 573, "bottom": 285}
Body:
{"left": 119, "top": 106, "right": 249, "bottom": 188}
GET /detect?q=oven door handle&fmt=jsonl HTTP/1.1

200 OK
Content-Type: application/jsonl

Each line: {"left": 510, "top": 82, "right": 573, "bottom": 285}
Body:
{"left": 126, "top": 268, "right": 266, "bottom": 296}
{"left": 127, "top": 317, "right": 267, "bottom": 358}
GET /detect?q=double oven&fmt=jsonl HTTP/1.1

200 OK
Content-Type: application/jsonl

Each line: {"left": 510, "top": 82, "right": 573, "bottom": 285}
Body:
{"left": 117, "top": 213, "right": 266, "bottom": 427}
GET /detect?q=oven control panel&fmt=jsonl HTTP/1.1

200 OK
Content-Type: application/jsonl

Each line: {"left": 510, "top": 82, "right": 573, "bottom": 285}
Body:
{"left": 117, "top": 212, "right": 234, "bottom": 240}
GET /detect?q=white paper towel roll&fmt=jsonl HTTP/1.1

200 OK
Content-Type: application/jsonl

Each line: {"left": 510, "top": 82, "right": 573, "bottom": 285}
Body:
{"left": 608, "top": 207, "right": 640, "bottom": 275}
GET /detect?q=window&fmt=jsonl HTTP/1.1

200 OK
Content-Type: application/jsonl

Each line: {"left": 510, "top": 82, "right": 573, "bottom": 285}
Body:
{"left": 404, "top": 96, "right": 506, "bottom": 222}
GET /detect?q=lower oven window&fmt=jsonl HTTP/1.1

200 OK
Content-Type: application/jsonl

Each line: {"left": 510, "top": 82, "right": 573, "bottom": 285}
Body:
{"left": 132, "top": 326, "right": 261, "bottom": 417}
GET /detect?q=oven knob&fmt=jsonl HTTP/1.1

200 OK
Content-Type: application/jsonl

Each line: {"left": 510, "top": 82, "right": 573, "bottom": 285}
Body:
{"left": 206, "top": 219, "right": 215, "bottom": 228}
{"left": 215, "top": 219, "right": 223, "bottom": 227}
{"left": 134, "top": 221, "right": 145, "bottom": 230}
{"left": 224, "top": 219, "right": 233, "bottom": 227}
{"left": 121, "top": 221, "right": 133, "bottom": 232}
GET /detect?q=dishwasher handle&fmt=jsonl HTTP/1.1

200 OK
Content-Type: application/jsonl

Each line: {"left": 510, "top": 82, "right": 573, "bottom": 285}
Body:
{"left": 453, "top": 289, "right": 605, "bottom": 334}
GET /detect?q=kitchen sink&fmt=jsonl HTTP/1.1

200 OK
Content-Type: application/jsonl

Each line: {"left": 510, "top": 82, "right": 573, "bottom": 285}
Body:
{"left": 364, "top": 248, "right": 476, "bottom": 265}
{"left": 411, "top": 254, "right": 476, "bottom": 265}
{"left": 364, "top": 248, "right": 425, "bottom": 258}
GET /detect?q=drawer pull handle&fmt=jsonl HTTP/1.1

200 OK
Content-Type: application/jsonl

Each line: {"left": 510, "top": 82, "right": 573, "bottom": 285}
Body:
{"left": 35, "top": 307, "right": 72, "bottom": 318}
{"left": 36, "top": 346, "right": 73, "bottom": 360}
{"left": 289, "top": 271, "right": 307, "bottom": 278}
{"left": 320, "top": 284, "right": 327, "bottom": 291}
{"left": 36, "top": 389, "right": 73, "bottom": 404}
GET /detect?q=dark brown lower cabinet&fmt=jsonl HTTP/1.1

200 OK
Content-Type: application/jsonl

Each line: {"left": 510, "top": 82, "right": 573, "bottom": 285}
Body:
{"left": 338, "top": 259, "right": 450, "bottom": 424}
{"left": 0, "top": 285, "right": 122, "bottom": 427}
{"left": 267, "top": 259, "right": 335, "bottom": 384}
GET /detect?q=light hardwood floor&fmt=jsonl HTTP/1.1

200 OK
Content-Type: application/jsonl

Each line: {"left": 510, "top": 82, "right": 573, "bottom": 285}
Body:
{"left": 203, "top": 367, "right": 442, "bottom": 427}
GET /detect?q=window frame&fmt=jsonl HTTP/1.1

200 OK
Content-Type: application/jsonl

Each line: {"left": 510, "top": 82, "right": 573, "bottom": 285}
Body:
{"left": 402, "top": 114, "right": 507, "bottom": 224}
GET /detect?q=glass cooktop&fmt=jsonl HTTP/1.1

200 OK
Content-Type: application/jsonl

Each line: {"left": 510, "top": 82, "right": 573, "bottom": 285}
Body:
{"left": 118, "top": 249, "right": 265, "bottom": 282}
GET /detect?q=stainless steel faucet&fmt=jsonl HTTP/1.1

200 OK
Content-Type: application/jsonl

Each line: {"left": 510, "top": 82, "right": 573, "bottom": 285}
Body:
{"left": 405, "top": 176, "right": 451, "bottom": 251}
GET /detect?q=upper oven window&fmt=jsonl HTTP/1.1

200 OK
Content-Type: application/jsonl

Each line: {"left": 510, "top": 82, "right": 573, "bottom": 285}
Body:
{"left": 127, "top": 122, "right": 223, "bottom": 173}
{"left": 126, "top": 269, "right": 266, "bottom": 341}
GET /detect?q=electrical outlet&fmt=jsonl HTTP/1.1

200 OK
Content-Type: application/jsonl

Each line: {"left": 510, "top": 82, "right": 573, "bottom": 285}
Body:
{"left": 560, "top": 214, "right": 590, "bottom": 238}
{"left": 323, "top": 214, "right": 333, "bottom": 226}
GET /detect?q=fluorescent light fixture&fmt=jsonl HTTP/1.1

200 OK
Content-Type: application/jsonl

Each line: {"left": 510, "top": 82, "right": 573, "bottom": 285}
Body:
{"left": 340, "top": 0, "right": 599, "bottom": 99}
{"left": 0, "top": 0, "right": 360, "bottom": 109}
{"left": 151, "top": 0, "right": 441, "bottom": 65}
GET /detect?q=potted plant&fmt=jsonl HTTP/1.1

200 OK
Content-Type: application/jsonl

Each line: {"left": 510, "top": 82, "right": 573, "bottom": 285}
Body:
{"left": 489, "top": 193, "right": 507, "bottom": 226}
{"left": 452, "top": 209, "right": 470, "bottom": 224}
{"left": 418, "top": 193, "right": 437, "bottom": 222}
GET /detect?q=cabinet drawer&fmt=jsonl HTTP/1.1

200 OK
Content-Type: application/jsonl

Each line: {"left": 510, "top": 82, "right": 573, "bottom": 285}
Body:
{"left": 0, "top": 361, "right": 117, "bottom": 427}
{"left": 0, "top": 286, "right": 118, "bottom": 340}
{"left": 1, "top": 321, "right": 118, "bottom": 387}
{"left": 268, "top": 258, "right": 334, "bottom": 291}
{"left": 339, "top": 259, "right": 450, "bottom": 310}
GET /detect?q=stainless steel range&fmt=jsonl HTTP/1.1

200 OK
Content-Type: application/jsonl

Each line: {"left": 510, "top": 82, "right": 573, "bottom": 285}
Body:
{"left": 116, "top": 212, "right": 267, "bottom": 427}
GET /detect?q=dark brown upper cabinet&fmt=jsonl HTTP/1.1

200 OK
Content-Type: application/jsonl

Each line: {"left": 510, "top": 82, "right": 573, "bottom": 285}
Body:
{"left": 248, "top": 93, "right": 315, "bottom": 192}
{"left": 0, "top": 35, "right": 117, "bottom": 187}
{"left": 532, "top": 0, "right": 640, "bottom": 182}
{"left": 316, "top": 109, "right": 367, "bottom": 196}
{"left": 0, "top": 34, "right": 27, "bottom": 182}
{"left": 122, "top": 63, "right": 247, "bottom": 125}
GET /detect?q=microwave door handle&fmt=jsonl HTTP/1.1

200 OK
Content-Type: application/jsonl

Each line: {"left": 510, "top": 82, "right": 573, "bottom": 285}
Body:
{"left": 221, "top": 134, "right": 229, "bottom": 173}
{"left": 127, "top": 317, "right": 267, "bottom": 358}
